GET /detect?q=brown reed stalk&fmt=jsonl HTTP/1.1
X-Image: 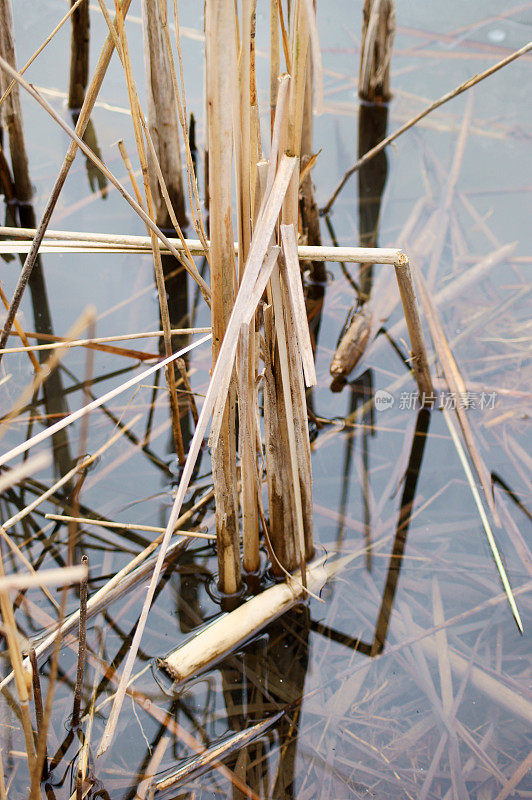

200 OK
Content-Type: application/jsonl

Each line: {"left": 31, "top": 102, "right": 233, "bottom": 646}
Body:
{"left": 205, "top": 0, "right": 241, "bottom": 594}
{"left": 28, "top": 586, "right": 68, "bottom": 800}
{"left": 0, "top": 547, "right": 37, "bottom": 772}
{"left": 112, "top": 0, "right": 185, "bottom": 465}
{"left": 169, "top": 0, "right": 210, "bottom": 253}
{"left": 68, "top": 0, "right": 90, "bottom": 109}
{"left": 141, "top": 0, "right": 186, "bottom": 228}
{"left": 0, "top": 0, "right": 33, "bottom": 203}
{"left": 358, "top": 0, "right": 395, "bottom": 103}
{"left": 97, "top": 156, "right": 296, "bottom": 757}
{"left": 276, "top": 1, "right": 315, "bottom": 565}
{"left": 0, "top": 0, "right": 134, "bottom": 361}
{"left": 28, "top": 646, "right": 47, "bottom": 778}
{"left": 235, "top": 0, "right": 260, "bottom": 573}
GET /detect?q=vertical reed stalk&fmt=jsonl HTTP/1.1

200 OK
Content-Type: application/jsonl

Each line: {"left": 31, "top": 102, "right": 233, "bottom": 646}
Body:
{"left": 68, "top": 0, "right": 90, "bottom": 110}
{"left": 113, "top": 0, "right": 185, "bottom": 464}
{"left": 277, "top": 0, "right": 314, "bottom": 564}
{"left": 141, "top": 0, "right": 186, "bottom": 228}
{"left": 0, "top": 0, "right": 33, "bottom": 203}
{"left": 206, "top": 0, "right": 241, "bottom": 594}
{"left": 235, "top": 0, "right": 260, "bottom": 574}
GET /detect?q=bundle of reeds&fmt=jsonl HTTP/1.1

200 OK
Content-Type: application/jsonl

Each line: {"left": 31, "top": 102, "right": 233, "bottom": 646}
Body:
{"left": 0, "top": 0, "right": 441, "bottom": 774}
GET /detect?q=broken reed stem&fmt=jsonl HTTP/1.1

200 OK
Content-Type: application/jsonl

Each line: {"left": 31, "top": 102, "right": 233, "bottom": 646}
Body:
{"left": 321, "top": 39, "right": 532, "bottom": 214}
{"left": 112, "top": 0, "right": 185, "bottom": 466}
{"left": 161, "top": 558, "right": 329, "bottom": 683}
{"left": 0, "top": 0, "right": 134, "bottom": 359}
{"left": 71, "top": 555, "right": 88, "bottom": 730}
{"left": 393, "top": 255, "right": 433, "bottom": 399}
{"left": 358, "top": 0, "right": 395, "bottom": 103}
{"left": 68, "top": 0, "right": 90, "bottom": 109}
{"left": 206, "top": 0, "right": 241, "bottom": 595}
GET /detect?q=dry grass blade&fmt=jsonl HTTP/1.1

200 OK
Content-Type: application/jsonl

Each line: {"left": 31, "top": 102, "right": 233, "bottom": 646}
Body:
{"left": 0, "top": 334, "right": 210, "bottom": 467}
{"left": 416, "top": 268, "right": 498, "bottom": 520}
{"left": 45, "top": 514, "right": 215, "bottom": 540}
{"left": 443, "top": 408, "right": 523, "bottom": 633}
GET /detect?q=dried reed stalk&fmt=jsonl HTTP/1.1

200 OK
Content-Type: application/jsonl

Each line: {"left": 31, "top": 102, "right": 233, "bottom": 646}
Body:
{"left": 141, "top": 0, "right": 186, "bottom": 228}
{"left": 235, "top": 0, "right": 261, "bottom": 573}
{"left": 394, "top": 254, "right": 433, "bottom": 398}
{"left": 0, "top": 0, "right": 33, "bottom": 202}
{"left": 0, "top": 224, "right": 404, "bottom": 262}
{"left": 358, "top": 0, "right": 395, "bottom": 102}
{"left": 206, "top": 0, "right": 241, "bottom": 594}
{"left": 96, "top": 156, "right": 296, "bottom": 757}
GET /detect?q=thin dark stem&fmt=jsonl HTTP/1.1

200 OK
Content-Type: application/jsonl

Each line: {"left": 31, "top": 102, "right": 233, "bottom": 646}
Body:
{"left": 71, "top": 555, "right": 88, "bottom": 730}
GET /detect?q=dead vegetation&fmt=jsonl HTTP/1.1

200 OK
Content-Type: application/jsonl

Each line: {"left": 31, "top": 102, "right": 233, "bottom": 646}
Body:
{"left": 0, "top": 1, "right": 530, "bottom": 798}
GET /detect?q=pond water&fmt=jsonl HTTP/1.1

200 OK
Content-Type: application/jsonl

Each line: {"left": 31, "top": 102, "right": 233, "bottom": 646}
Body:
{"left": 1, "top": 1, "right": 531, "bottom": 798}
